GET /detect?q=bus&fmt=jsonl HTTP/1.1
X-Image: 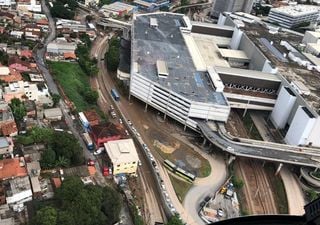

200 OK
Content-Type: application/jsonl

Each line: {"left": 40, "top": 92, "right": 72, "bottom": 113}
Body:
{"left": 111, "top": 89, "right": 120, "bottom": 101}
{"left": 83, "top": 132, "right": 94, "bottom": 150}
{"left": 79, "top": 112, "right": 89, "bottom": 129}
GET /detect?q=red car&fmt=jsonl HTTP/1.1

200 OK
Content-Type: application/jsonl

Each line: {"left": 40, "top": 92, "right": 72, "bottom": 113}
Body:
{"left": 87, "top": 159, "right": 95, "bottom": 166}
{"left": 102, "top": 166, "right": 109, "bottom": 176}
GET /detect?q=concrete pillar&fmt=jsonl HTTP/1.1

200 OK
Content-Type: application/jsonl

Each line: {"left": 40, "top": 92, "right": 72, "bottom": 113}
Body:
{"left": 163, "top": 113, "right": 167, "bottom": 121}
{"left": 184, "top": 124, "right": 187, "bottom": 131}
{"left": 202, "top": 138, "right": 207, "bottom": 146}
{"left": 144, "top": 103, "right": 148, "bottom": 112}
{"left": 228, "top": 155, "right": 236, "bottom": 165}
{"left": 128, "top": 93, "right": 131, "bottom": 102}
{"left": 275, "top": 163, "right": 283, "bottom": 176}
{"left": 262, "top": 161, "right": 266, "bottom": 167}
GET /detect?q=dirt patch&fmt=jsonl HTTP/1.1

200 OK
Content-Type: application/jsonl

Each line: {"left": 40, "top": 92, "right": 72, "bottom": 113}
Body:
{"left": 153, "top": 140, "right": 179, "bottom": 154}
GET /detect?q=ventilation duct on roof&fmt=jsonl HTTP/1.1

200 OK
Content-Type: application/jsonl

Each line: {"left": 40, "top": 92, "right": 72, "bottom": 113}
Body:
{"left": 156, "top": 60, "right": 169, "bottom": 78}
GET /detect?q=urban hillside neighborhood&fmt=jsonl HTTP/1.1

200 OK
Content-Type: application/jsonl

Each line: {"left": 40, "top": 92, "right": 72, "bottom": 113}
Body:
{"left": 0, "top": 0, "right": 319, "bottom": 225}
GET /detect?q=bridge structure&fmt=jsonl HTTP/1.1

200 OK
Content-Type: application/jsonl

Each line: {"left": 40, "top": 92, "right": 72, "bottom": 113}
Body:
{"left": 96, "top": 18, "right": 132, "bottom": 40}
{"left": 197, "top": 120, "right": 320, "bottom": 168}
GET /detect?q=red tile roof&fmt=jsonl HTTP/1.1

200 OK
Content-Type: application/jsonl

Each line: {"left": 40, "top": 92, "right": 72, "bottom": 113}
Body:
{"left": 63, "top": 52, "right": 77, "bottom": 59}
{"left": 84, "top": 110, "right": 100, "bottom": 126}
{"left": 0, "top": 158, "right": 27, "bottom": 180}
{"left": 52, "top": 177, "right": 62, "bottom": 188}
{"left": 20, "top": 50, "right": 33, "bottom": 59}
{"left": 0, "top": 69, "right": 22, "bottom": 83}
{"left": 91, "top": 123, "right": 125, "bottom": 139}
{"left": 1, "top": 121, "right": 18, "bottom": 136}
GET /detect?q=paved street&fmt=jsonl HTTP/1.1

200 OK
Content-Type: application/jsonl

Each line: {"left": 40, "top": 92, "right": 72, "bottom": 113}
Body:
{"left": 34, "top": 0, "right": 106, "bottom": 185}
{"left": 280, "top": 167, "right": 305, "bottom": 215}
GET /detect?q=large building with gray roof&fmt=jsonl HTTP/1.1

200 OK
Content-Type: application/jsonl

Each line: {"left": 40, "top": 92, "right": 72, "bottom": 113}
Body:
{"left": 130, "top": 13, "right": 231, "bottom": 128}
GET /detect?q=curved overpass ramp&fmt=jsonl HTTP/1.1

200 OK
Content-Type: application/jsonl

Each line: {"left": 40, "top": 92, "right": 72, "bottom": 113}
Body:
{"left": 197, "top": 120, "right": 320, "bottom": 167}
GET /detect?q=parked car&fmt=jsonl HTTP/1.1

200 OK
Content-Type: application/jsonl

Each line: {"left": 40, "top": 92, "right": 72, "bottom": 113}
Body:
{"left": 87, "top": 159, "right": 95, "bottom": 166}
{"left": 127, "top": 120, "right": 132, "bottom": 126}
{"left": 119, "top": 118, "right": 123, "bottom": 124}
{"left": 217, "top": 208, "right": 224, "bottom": 217}
{"left": 125, "top": 130, "right": 129, "bottom": 136}
{"left": 93, "top": 147, "right": 105, "bottom": 156}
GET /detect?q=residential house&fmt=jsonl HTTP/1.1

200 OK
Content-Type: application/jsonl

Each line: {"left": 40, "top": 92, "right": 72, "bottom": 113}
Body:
{"left": 0, "top": 0, "right": 14, "bottom": 8}
{"left": 5, "top": 176, "right": 32, "bottom": 205}
{"left": 43, "top": 108, "right": 62, "bottom": 121}
{"left": 26, "top": 161, "right": 41, "bottom": 198}
{"left": 104, "top": 139, "right": 139, "bottom": 175}
{"left": 23, "top": 24, "right": 42, "bottom": 41}
{"left": 29, "top": 73, "right": 44, "bottom": 82}
{"left": 0, "top": 11, "right": 14, "bottom": 24}
{"left": 47, "top": 38, "right": 77, "bottom": 55}
{"left": 19, "top": 50, "right": 33, "bottom": 59}
{"left": 63, "top": 52, "right": 76, "bottom": 61}
{"left": 90, "top": 123, "right": 125, "bottom": 147}
{"left": 9, "top": 31, "right": 23, "bottom": 39}
{"left": 24, "top": 100, "right": 36, "bottom": 118}
{"left": 8, "top": 56, "right": 30, "bottom": 72}
{"left": 0, "top": 137, "right": 12, "bottom": 157}
{"left": 0, "top": 158, "right": 27, "bottom": 181}
{"left": 0, "top": 102, "right": 18, "bottom": 137}
{"left": 3, "top": 81, "right": 53, "bottom": 106}
{"left": 16, "top": 0, "right": 41, "bottom": 13}
{"left": 0, "top": 66, "right": 22, "bottom": 83}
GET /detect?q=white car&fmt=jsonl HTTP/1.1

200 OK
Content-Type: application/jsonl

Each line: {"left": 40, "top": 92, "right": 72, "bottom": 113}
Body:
{"left": 138, "top": 160, "right": 142, "bottom": 166}
{"left": 125, "top": 130, "right": 129, "bottom": 136}
{"left": 227, "top": 146, "right": 234, "bottom": 152}
{"left": 93, "top": 147, "right": 105, "bottom": 155}
{"left": 119, "top": 118, "right": 123, "bottom": 124}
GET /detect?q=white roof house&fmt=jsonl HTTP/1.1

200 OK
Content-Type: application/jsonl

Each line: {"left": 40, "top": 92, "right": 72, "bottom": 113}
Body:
{"left": 0, "top": 67, "right": 10, "bottom": 76}
{"left": 104, "top": 139, "right": 139, "bottom": 167}
{"left": 44, "top": 108, "right": 63, "bottom": 121}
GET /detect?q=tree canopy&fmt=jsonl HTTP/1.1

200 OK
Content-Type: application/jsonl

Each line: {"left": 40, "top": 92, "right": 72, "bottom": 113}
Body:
{"left": 18, "top": 127, "right": 84, "bottom": 168}
{"left": 9, "top": 98, "right": 26, "bottom": 122}
{"left": 105, "top": 37, "right": 120, "bottom": 72}
{"left": 166, "top": 214, "right": 184, "bottom": 225}
{"left": 32, "top": 177, "right": 122, "bottom": 225}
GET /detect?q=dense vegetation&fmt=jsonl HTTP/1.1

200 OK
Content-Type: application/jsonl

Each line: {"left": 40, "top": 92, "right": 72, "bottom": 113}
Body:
{"left": 9, "top": 98, "right": 27, "bottom": 122}
{"left": 17, "top": 127, "right": 84, "bottom": 168}
{"left": 166, "top": 214, "right": 184, "bottom": 225}
{"left": 31, "top": 177, "right": 122, "bottom": 225}
{"left": 50, "top": 0, "right": 78, "bottom": 19}
{"left": 0, "top": 50, "right": 8, "bottom": 66}
{"left": 105, "top": 37, "right": 120, "bottom": 71}
{"left": 76, "top": 34, "right": 99, "bottom": 77}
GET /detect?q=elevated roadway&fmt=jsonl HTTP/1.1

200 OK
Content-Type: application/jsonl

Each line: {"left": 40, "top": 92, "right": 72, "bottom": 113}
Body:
{"left": 197, "top": 120, "right": 320, "bottom": 168}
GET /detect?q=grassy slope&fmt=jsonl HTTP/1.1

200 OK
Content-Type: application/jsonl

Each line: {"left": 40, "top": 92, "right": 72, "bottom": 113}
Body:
{"left": 49, "top": 61, "right": 90, "bottom": 111}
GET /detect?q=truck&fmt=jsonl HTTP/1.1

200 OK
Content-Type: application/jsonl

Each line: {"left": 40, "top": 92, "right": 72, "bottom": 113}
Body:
{"left": 79, "top": 112, "right": 90, "bottom": 129}
{"left": 111, "top": 89, "right": 120, "bottom": 101}
{"left": 83, "top": 132, "right": 94, "bottom": 150}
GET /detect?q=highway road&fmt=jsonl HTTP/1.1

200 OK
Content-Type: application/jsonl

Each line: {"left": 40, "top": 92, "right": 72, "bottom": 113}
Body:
{"left": 198, "top": 120, "right": 320, "bottom": 167}
{"left": 91, "top": 36, "right": 167, "bottom": 224}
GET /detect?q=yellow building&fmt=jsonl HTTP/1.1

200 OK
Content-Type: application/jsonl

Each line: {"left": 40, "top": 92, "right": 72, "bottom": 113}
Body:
{"left": 104, "top": 139, "right": 139, "bottom": 175}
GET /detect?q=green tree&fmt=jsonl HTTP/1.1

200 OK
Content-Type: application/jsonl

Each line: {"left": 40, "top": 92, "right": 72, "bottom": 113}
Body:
{"left": 9, "top": 98, "right": 26, "bottom": 122}
{"left": 99, "top": 0, "right": 111, "bottom": 6}
{"left": 85, "top": 15, "right": 94, "bottom": 22}
{"left": 101, "top": 186, "right": 122, "bottom": 225}
{"left": 51, "top": 132, "right": 84, "bottom": 166}
{"left": 31, "top": 206, "right": 57, "bottom": 225}
{"left": 30, "top": 127, "right": 54, "bottom": 144}
{"left": 83, "top": 88, "right": 98, "bottom": 103}
{"left": 166, "top": 214, "right": 184, "bottom": 225}
{"left": 50, "top": 3, "right": 75, "bottom": 19}
{"left": 0, "top": 50, "right": 8, "bottom": 66}
{"left": 66, "top": 0, "right": 78, "bottom": 10}
{"left": 52, "top": 94, "right": 61, "bottom": 107}
{"left": 40, "top": 148, "right": 56, "bottom": 169}
{"left": 55, "top": 155, "right": 70, "bottom": 168}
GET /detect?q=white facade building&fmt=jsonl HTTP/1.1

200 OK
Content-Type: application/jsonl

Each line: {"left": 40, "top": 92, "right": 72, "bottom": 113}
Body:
{"left": 5, "top": 177, "right": 32, "bottom": 205}
{"left": 270, "top": 86, "right": 297, "bottom": 129}
{"left": 130, "top": 13, "right": 230, "bottom": 129}
{"left": 0, "top": 0, "right": 13, "bottom": 7}
{"left": 285, "top": 106, "right": 316, "bottom": 146}
{"left": 16, "top": 0, "right": 41, "bottom": 12}
{"left": 47, "top": 39, "right": 77, "bottom": 55}
{"left": 268, "top": 5, "right": 320, "bottom": 28}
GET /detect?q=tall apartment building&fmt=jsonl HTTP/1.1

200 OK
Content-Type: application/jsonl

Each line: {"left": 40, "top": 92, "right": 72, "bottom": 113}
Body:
{"left": 211, "top": 0, "right": 254, "bottom": 18}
